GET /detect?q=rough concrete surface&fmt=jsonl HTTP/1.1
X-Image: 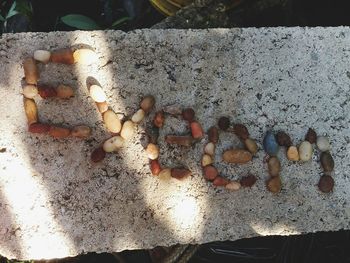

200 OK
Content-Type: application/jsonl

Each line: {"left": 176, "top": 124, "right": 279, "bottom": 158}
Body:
{"left": 0, "top": 28, "right": 349, "bottom": 260}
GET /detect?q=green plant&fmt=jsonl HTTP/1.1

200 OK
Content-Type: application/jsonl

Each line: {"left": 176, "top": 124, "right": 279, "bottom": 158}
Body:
{"left": 0, "top": 0, "right": 32, "bottom": 32}
{"left": 60, "top": 13, "right": 131, "bottom": 30}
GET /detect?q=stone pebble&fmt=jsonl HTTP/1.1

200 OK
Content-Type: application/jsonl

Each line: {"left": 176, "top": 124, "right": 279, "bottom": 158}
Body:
{"left": 316, "top": 136, "right": 331, "bottom": 152}
{"left": 298, "top": 141, "right": 313, "bottom": 162}
{"left": 263, "top": 131, "right": 279, "bottom": 156}
{"left": 287, "top": 146, "right": 299, "bottom": 161}
{"left": 320, "top": 151, "right": 334, "bottom": 172}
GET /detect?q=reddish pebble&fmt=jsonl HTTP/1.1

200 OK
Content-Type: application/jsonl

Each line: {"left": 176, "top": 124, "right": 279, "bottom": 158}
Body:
{"left": 218, "top": 117, "right": 230, "bottom": 131}
{"left": 208, "top": 126, "right": 219, "bottom": 143}
{"left": 28, "top": 123, "right": 51, "bottom": 133}
{"left": 91, "top": 147, "right": 106, "bottom": 163}
{"left": 182, "top": 108, "right": 195, "bottom": 122}
{"left": 240, "top": 174, "right": 257, "bottom": 187}
{"left": 203, "top": 165, "right": 218, "bottom": 181}
{"left": 38, "top": 86, "right": 57, "bottom": 98}
{"left": 153, "top": 111, "right": 165, "bottom": 128}
{"left": 150, "top": 160, "right": 161, "bottom": 176}
{"left": 171, "top": 168, "right": 191, "bottom": 180}
{"left": 48, "top": 126, "right": 71, "bottom": 138}
{"left": 213, "top": 176, "right": 230, "bottom": 187}
{"left": 190, "top": 121, "right": 204, "bottom": 139}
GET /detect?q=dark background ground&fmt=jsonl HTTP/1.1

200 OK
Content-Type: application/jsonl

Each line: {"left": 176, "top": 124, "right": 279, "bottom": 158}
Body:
{"left": 1, "top": 0, "right": 350, "bottom": 262}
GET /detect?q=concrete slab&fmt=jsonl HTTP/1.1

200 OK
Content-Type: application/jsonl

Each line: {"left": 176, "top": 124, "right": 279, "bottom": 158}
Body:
{"left": 0, "top": 28, "right": 349, "bottom": 260}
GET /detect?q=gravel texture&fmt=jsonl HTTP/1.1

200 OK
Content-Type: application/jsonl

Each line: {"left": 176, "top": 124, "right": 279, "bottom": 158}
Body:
{"left": 0, "top": 28, "right": 349, "bottom": 260}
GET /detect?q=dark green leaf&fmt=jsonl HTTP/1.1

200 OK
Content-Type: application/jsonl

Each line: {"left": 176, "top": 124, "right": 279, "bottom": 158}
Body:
{"left": 61, "top": 14, "right": 101, "bottom": 30}
{"left": 0, "top": 14, "right": 5, "bottom": 22}
{"left": 111, "top": 16, "right": 131, "bottom": 28}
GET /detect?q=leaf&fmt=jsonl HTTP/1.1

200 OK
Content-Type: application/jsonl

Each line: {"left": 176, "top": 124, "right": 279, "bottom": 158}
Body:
{"left": 6, "top": 1, "right": 19, "bottom": 19}
{"left": 0, "top": 14, "right": 5, "bottom": 22}
{"left": 111, "top": 16, "right": 131, "bottom": 28}
{"left": 61, "top": 14, "right": 101, "bottom": 30}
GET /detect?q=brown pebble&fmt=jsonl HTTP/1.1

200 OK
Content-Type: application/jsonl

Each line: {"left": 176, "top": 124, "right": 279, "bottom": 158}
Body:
{"left": 165, "top": 135, "right": 194, "bottom": 146}
{"left": 71, "top": 125, "right": 91, "bottom": 138}
{"left": 23, "top": 98, "right": 38, "bottom": 125}
{"left": 23, "top": 58, "right": 39, "bottom": 85}
{"left": 266, "top": 177, "right": 281, "bottom": 193}
{"left": 287, "top": 146, "right": 299, "bottom": 161}
{"left": 153, "top": 111, "right": 165, "bottom": 128}
{"left": 276, "top": 131, "right": 292, "bottom": 147}
{"left": 244, "top": 138, "right": 258, "bottom": 155}
{"left": 50, "top": 48, "right": 74, "bottom": 64}
{"left": 150, "top": 160, "right": 161, "bottom": 176}
{"left": 182, "top": 108, "right": 195, "bottom": 122}
{"left": 190, "top": 122, "right": 204, "bottom": 139}
{"left": 268, "top": 157, "right": 281, "bottom": 177}
{"left": 213, "top": 176, "right": 230, "bottom": 187}
{"left": 208, "top": 126, "right": 219, "bottom": 143}
{"left": 171, "top": 168, "right": 191, "bottom": 180}
{"left": 91, "top": 147, "right": 106, "bottom": 163}
{"left": 318, "top": 175, "right": 334, "bottom": 193}
{"left": 218, "top": 117, "right": 230, "bottom": 131}
{"left": 203, "top": 165, "right": 218, "bottom": 181}
{"left": 140, "top": 95, "right": 155, "bottom": 113}
{"left": 223, "top": 149, "right": 252, "bottom": 164}
{"left": 305, "top": 128, "right": 317, "bottom": 144}
{"left": 233, "top": 124, "right": 249, "bottom": 140}
{"left": 320, "top": 152, "right": 334, "bottom": 172}
{"left": 240, "top": 174, "right": 257, "bottom": 187}
{"left": 49, "top": 126, "right": 71, "bottom": 138}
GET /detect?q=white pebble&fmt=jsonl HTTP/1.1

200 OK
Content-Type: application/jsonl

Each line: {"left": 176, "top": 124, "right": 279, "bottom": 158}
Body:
{"left": 22, "top": 85, "right": 38, "bottom": 98}
{"left": 146, "top": 143, "right": 159, "bottom": 160}
{"left": 33, "top": 50, "right": 51, "bottom": 63}
{"left": 131, "top": 109, "right": 145, "bottom": 123}
{"left": 298, "top": 141, "right": 313, "bottom": 162}
{"left": 103, "top": 136, "right": 124, "bottom": 152}
{"left": 204, "top": 142, "right": 215, "bottom": 156}
{"left": 90, "top": 85, "right": 107, "bottom": 103}
{"left": 226, "top": 181, "right": 241, "bottom": 191}
{"left": 158, "top": 168, "right": 171, "bottom": 181}
{"left": 120, "top": 120, "right": 135, "bottom": 140}
{"left": 73, "top": 49, "right": 98, "bottom": 64}
{"left": 201, "top": 154, "right": 213, "bottom": 167}
{"left": 316, "top": 136, "right": 331, "bottom": 152}
{"left": 103, "top": 110, "right": 122, "bottom": 133}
